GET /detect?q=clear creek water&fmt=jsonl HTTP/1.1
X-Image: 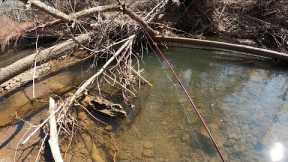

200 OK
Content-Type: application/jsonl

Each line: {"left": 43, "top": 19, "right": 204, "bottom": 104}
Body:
{"left": 0, "top": 48, "right": 288, "bottom": 162}
{"left": 116, "top": 48, "right": 288, "bottom": 162}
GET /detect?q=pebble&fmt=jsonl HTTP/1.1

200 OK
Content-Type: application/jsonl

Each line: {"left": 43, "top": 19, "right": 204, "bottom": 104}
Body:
{"left": 134, "top": 152, "right": 142, "bottom": 159}
{"left": 161, "top": 121, "right": 168, "bottom": 125}
{"left": 228, "top": 132, "right": 238, "bottom": 140}
{"left": 143, "top": 141, "right": 153, "bottom": 149}
{"left": 118, "top": 152, "right": 131, "bottom": 160}
{"left": 179, "top": 125, "right": 184, "bottom": 130}
{"left": 142, "top": 149, "right": 154, "bottom": 158}
{"left": 159, "top": 158, "right": 168, "bottom": 162}
{"left": 105, "top": 125, "right": 113, "bottom": 131}
{"left": 181, "top": 134, "right": 190, "bottom": 143}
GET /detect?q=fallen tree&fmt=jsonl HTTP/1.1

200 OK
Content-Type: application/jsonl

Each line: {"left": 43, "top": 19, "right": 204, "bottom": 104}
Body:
{"left": 2, "top": 0, "right": 288, "bottom": 161}
{"left": 0, "top": 33, "right": 92, "bottom": 84}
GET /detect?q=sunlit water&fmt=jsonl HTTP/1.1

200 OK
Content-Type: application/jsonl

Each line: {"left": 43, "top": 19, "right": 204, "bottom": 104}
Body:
{"left": 0, "top": 59, "right": 98, "bottom": 161}
{"left": 0, "top": 48, "right": 288, "bottom": 162}
{"left": 116, "top": 48, "right": 288, "bottom": 162}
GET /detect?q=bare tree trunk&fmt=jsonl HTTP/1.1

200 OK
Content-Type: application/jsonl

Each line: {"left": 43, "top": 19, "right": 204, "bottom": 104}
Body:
{"left": 0, "top": 33, "right": 92, "bottom": 84}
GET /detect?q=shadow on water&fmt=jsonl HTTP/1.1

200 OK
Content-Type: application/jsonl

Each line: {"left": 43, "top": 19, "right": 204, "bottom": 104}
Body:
{"left": 0, "top": 121, "right": 24, "bottom": 149}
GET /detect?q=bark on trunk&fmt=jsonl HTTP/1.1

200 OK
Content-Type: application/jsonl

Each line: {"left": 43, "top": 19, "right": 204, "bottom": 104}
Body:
{"left": 0, "top": 33, "right": 92, "bottom": 84}
{"left": 18, "top": 0, "right": 72, "bottom": 21}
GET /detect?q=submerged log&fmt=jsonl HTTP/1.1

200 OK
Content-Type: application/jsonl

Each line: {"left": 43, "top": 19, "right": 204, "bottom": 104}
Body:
{"left": 80, "top": 93, "right": 127, "bottom": 118}
{"left": 154, "top": 36, "right": 288, "bottom": 61}
{"left": 0, "top": 33, "right": 92, "bottom": 84}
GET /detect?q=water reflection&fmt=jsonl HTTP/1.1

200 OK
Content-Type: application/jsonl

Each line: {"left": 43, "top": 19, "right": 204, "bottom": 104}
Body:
{"left": 116, "top": 48, "right": 288, "bottom": 162}
{"left": 183, "top": 68, "right": 192, "bottom": 84}
{"left": 270, "top": 142, "right": 285, "bottom": 162}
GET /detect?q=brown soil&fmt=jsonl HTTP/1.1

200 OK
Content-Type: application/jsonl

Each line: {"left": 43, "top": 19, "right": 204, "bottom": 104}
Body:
{"left": 172, "top": 0, "right": 288, "bottom": 52}
{"left": 0, "top": 16, "right": 33, "bottom": 52}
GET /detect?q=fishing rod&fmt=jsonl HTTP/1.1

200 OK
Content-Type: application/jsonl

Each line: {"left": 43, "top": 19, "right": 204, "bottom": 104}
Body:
{"left": 145, "top": 32, "right": 226, "bottom": 162}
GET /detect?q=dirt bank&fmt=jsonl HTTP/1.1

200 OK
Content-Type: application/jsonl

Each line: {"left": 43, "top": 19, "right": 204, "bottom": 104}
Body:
{"left": 2, "top": 0, "right": 288, "bottom": 53}
{"left": 170, "top": 0, "right": 288, "bottom": 52}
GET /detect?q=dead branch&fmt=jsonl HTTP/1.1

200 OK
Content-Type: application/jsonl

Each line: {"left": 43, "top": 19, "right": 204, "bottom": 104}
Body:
{"left": 72, "top": 5, "right": 120, "bottom": 19}
{"left": 29, "top": 5, "right": 121, "bottom": 31}
{"left": 48, "top": 97, "right": 64, "bottom": 162}
{"left": 118, "top": 5, "right": 227, "bottom": 159}
{"left": 19, "top": 36, "right": 135, "bottom": 146}
{"left": 129, "top": 66, "right": 152, "bottom": 87}
{"left": 145, "top": 32, "right": 226, "bottom": 162}
{"left": 154, "top": 36, "right": 288, "bottom": 61}
{"left": 122, "top": 6, "right": 158, "bottom": 36}
{"left": 145, "top": 0, "right": 169, "bottom": 22}
{"left": 103, "top": 72, "right": 136, "bottom": 97}
{"left": 66, "top": 35, "right": 135, "bottom": 108}
{"left": 0, "top": 33, "right": 92, "bottom": 84}
{"left": 18, "top": 0, "right": 72, "bottom": 21}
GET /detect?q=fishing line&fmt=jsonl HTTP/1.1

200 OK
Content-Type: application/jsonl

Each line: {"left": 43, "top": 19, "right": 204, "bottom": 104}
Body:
{"left": 145, "top": 32, "right": 226, "bottom": 162}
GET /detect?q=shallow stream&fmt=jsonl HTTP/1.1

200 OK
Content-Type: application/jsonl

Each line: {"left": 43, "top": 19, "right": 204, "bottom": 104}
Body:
{"left": 1, "top": 48, "right": 288, "bottom": 162}
{"left": 116, "top": 48, "right": 288, "bottom": 162}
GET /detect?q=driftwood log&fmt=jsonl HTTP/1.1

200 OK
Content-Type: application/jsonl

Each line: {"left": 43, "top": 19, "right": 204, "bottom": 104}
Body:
{"left": 0, "top": 33, "right": 92, "bottom": 84}
{"left": 154, "top": 36, "right": 288, "bottom": 61}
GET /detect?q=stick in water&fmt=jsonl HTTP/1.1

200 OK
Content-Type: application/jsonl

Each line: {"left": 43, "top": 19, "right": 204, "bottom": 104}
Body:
{"left": 48, "top": 97, "right": 64, "bottom": 162}
{"left": 145, "top": 32, "right": 226, "bottom": 162}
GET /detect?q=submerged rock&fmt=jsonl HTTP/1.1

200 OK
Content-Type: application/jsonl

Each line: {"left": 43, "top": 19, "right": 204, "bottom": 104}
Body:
{"left": 181, "top": 134, "right": 190, "bottom": 143}
{"left": 142, "top": 149, "right": 154, "bottom": 158}
{"left": 143, "top": 141, "right": 154, "bottom": 149}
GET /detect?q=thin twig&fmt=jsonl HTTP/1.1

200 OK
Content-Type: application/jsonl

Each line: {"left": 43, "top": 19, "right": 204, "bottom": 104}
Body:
{"left": 145, "top": 31, "right": 226, "bottom": 162}
{"left": 32, "top": 35, "right": 39, "bottom": 99}
{"left": 34, "top": 134, "right": 48, "bottom": 162}
{"left": 129, "top": 66, "right": 152, "bottom": 87}
{"left": 65, "top": 35, "right": 135, "bottom": 109}
{"left": 103, "top": 72, "right": 136, "bottom": 96}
